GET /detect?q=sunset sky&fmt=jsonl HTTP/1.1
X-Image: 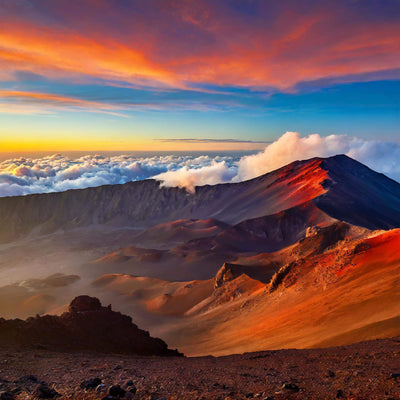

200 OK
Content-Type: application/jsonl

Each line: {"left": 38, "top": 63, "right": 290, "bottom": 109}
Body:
{"left": 1, "top": 0, "right": 399, "bottom": 151}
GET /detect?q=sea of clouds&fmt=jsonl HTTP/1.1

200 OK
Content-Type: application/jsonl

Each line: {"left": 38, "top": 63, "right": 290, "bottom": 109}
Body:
{"left": 1, "top": 132, "right": 400, "bottom": 197}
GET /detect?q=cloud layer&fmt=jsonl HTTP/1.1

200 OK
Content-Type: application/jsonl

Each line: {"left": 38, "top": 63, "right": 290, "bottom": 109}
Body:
{"left": 0, "top": 152, "right": 241, "bottom": 197}
{"left": 1, "top": 132, "right": 400, "bottom": 197}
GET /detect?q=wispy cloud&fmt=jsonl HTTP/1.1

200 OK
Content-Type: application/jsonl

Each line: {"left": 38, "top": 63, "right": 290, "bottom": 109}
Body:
{"left": 154, "top": 138, "right": 272, "bottom": 144}
{"left": 0, "top": 90, "right": 130, "bottom": 117}
{"left": 0, "top": 89, "right": 245, "bottom": 116}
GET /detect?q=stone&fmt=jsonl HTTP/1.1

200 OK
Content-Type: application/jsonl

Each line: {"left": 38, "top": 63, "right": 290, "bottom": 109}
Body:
{"left": 306, "top": 226, "right": 320, "bottom": 237}
{"left": 69, "top": 295, "right": 102, "bottom": 312}
{"left": 281, "top": 383, "right": 299, "bottom": 392}
{"left": 96, "top": 384, "right": 107, "bottom": 392}
{"left": 34, "top": 383, "right": 60, "bottom": 399}
{"left": 109, "top": 385, "right": 126, "bottom": 398}
{"left": 80, "top": 378, "right": 102, "bottom": 390}
{"left": 336, "top": 389, "right": 344, "bottom": 398}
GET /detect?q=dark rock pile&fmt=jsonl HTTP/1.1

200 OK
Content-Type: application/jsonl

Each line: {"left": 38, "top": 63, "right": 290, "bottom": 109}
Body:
{"left": 0, "top": 295, "right": 181, "bottom": 356}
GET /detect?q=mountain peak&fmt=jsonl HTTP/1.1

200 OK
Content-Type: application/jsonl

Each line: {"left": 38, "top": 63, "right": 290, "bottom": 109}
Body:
{"left": 314, "top": 155, "right": 400, "bottom": 229}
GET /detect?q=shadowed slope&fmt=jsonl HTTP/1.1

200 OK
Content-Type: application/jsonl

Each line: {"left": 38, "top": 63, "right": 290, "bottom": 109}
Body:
{"left": 316, "top": 155, "right": 400, "bottom": 229}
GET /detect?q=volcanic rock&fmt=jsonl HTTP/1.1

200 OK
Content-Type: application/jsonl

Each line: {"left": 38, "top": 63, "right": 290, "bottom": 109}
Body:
{"left": 214, "top": 263, "right": 244, "bottom": 288}
{"left": 281, "top": 383, "right": 299, "bottom": 392}
{"left": 69, "top": 295, "right": 102, "bottom": 312}
{"left": 0, "top": 296, "right": 181, "bottom": 356}
{"left": 336, "top": 389, "right": 345, "bottom": 398}
{"left": 34, "top": 383, "right": 60, "bottom": 398}
{"left": 80, "top": 378, "right": 102, "bottom": 390}
{"left": 108, "top": 385, "right": 126, "bottom": 397}
{"left": 305, "top": 226, "right": 320, "bottom": 237}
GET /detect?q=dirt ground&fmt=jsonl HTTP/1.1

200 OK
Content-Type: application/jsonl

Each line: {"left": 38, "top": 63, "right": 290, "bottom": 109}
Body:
{"left": 0, "top": 337, "right": 399, "bottom": 400}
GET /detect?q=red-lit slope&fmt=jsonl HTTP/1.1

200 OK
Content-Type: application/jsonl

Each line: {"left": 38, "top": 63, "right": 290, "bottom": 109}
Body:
{"left": 153, "top": 228, "right": 400, "bottom": 356}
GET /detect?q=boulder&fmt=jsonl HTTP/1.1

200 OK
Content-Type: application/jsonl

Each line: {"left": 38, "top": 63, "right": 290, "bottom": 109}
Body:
{"left": 69, "top": 296, "right": 102, "bottom": 313}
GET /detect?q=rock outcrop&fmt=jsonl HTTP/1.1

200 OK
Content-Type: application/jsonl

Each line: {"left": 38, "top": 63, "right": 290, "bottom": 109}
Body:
{"left": 214, "top": 263, "right": 244, "bottom": 288}
{"left": 0, "top": 296, "right": 182, "bottom": 356}
{"left": 68, "top": 295, "right": 102, "bottom": 312}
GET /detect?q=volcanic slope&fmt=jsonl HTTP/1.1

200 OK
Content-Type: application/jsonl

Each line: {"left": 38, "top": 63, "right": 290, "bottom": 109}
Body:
{"left": 176, "top": 228, "right": 400, "bottom": 356}
{"left": 1, "top": 155, "right": 400, "bottom": 357}
{"left": 93, "top": 201, "right": 334, "bottom": 281}
{"left": 92, "top": 225, "right": 400, "bottom": 356}
{"left": 1, "top": 155, "right": 400, "bottom": 243}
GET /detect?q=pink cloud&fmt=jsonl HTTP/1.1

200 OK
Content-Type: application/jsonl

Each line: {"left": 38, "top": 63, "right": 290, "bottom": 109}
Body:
{"left": 0, "top": 1, "right": 399, "bottom": 91}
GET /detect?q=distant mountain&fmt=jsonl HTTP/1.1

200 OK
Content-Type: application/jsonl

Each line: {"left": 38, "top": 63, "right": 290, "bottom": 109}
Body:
{"left": 1, "top": 154, "right": 400, "bottom": 243}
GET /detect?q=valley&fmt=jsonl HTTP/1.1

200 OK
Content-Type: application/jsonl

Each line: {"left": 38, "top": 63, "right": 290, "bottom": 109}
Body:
{"left": 0, "top": 155, "right": 399, "bottom": 358}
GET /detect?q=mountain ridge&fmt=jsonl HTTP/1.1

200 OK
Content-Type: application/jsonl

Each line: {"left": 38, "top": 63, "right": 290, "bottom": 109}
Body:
{"left": 1, "top": 154, "right": 400, "bottom": 242}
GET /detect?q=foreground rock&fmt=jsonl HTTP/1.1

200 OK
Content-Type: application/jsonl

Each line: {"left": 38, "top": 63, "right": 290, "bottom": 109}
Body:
{"left": 0, "top": 295, "right": 181, "bottom": 356}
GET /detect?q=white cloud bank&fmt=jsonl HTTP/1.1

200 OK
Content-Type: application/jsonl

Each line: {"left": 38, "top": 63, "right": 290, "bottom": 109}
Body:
{"left": 0, "top": 152, "right": 239, "bottom": 197}
{"left": 237, "top": 132, "right": 400, "bottom": 181}
{"left": 0, "top": 132, "right": 399, "bottom": 197}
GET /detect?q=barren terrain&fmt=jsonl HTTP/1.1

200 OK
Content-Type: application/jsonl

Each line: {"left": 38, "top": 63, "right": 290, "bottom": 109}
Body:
{"left": 0, "top": 337, "right": 399, "bottom": 399}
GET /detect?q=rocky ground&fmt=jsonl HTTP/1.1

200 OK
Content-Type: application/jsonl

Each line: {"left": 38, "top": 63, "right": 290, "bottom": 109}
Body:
{"left": 0, "top": 337, "right": 399, "bottom": 400}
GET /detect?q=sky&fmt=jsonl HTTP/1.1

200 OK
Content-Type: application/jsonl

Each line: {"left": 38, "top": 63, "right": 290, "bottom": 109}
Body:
{"left": 0, "top": 0, "right": 399, "bottom": 152}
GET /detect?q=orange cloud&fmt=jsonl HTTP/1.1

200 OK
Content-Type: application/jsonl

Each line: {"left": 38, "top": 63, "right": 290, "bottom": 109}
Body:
{"left": 1, "top": 2, "right": 399, "bottom": 91}
{"left": 0, "top": 90, "right": 129, "bottom": 116}
{"left": 0, "top": 21, "right": 179, "bottom": 89}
